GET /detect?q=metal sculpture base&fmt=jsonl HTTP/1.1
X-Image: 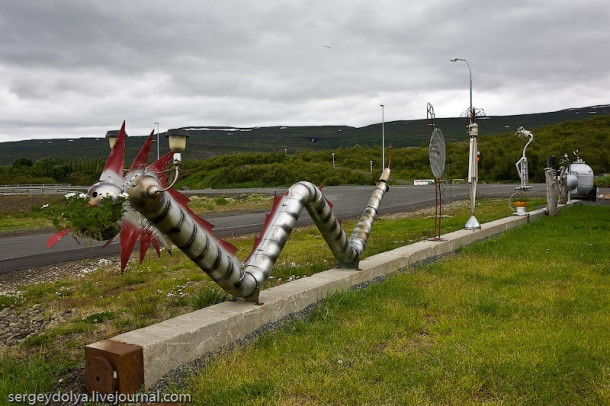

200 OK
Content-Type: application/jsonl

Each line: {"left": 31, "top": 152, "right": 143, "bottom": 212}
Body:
{"left": 513, "top": 207, "right": 528, "bottom": 216}
{"left": 464, "top": 215, "right": 481, "bottom": 230}
{"left": 429, "top": 178, "right": 445, "bottom": 241}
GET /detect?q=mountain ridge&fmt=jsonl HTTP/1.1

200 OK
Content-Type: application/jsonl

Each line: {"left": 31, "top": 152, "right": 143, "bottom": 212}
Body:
{"left": 1, "top": 104, "right": 609, "bottom": 166}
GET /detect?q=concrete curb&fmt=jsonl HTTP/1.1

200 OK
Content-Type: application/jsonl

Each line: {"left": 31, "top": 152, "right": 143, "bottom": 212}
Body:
{"left": 85, "top": 203, "right": 574, "bottom": 392}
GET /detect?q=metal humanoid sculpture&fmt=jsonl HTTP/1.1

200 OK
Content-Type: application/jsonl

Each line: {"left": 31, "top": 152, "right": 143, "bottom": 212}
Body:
{"left": 509, "top": 127, "right": 534, "bottom": 215}
{"left": 49, "top": 123, "right": 392, "bottom": 303}
{"left": 514, "top": 126, "right": 534, "bottom": 191}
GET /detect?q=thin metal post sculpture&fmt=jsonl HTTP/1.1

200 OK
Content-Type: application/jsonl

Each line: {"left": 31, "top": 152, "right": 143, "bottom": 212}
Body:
{"left": 509, "top": 126, "right": 534, "bottom": 215}
{"left": 465, "top": 121, "right": 481, "bottom": 229}
{"left": 427, "top": 103, "right": 446, "bottom": 241}
{"left": 514, "top": 126, "right": 534, "bottom": 191}
{"left": 49, "top": 122, "right": 392, "bottom": 303}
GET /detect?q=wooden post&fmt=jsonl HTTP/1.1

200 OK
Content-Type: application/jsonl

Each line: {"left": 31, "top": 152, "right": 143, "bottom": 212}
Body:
{"left": 545, "top": 168, "right": 557, "bottom": 216}
{"left": 558, "top": 173, "right": 568, "bottom": 204}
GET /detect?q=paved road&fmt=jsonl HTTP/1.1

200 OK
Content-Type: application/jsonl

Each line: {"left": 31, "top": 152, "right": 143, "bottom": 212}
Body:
{"left": 0, "top": 183, "right": 544, "bottom": 274}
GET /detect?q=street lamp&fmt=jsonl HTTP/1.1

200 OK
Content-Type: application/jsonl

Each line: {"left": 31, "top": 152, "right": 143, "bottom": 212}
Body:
{"left": 157, "top": 128, "right": 189, "bottom": 191}
{"left": 380, "top": 104, "right": 385, "bottom": 168}
{"left": 450, "top": 58, "right": 472, "bottom": 120}
{"left": 332, "top": 152, "right": 336, "bottom": 169}
{"left": 105, "top": 130, "right": 127, "bottom": 150}
{"left": 154, "top": 122, "right": 160, "bottom": 160}
{"left": 451, "top": 57, "right": 480, "bottom": 229}
{"left": 166, "top": 128, "right": 189, "bottom": 164}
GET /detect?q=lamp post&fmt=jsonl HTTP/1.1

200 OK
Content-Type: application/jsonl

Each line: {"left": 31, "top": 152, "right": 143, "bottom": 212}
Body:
{"left": 332, "top": 152, "right": 335, "bottom": 169}
{"left": 450, "top": 58, "right": 472, "bottom": 119}
{"left": 380, "top": 104, "right": 385, "bottom": 169}
{"left": 154, "top": 128, "right": 189, "bottom": 191}
{"left": 105, "top": 130, "right": 119, "bottom": 150}
{"left": 166, "top": 128, "right": 188, "bottom": 165}
{"left": 105, "top": 129, "right": 127, "bottom": 150}
{"left": 154, "top": 122, "right": 160, "bottom": 160}
{"left": 451, "top": 57, "right": 480, "bottom": 229}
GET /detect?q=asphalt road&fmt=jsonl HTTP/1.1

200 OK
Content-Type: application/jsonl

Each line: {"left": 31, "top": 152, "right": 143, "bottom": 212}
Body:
{"left": 0, "top": 183, "right": 543, "bottom": 274}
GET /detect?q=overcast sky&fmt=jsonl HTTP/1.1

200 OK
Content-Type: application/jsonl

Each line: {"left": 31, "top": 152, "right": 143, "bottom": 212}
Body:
{"left": 1, "top": 0, "right": 609, "bottom": 143}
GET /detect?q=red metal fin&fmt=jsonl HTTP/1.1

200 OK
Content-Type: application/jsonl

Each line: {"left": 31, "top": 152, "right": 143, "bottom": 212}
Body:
{"left": 129, "top": 129, "right": 154, "bottom": 171}
{"left": 139, "top": 228, "right": 153, "bottom": 264}
{"left": 246, "top": 191, "right": 287, "bottom": 261}
{"left": 166, "top": 189, "right": 238, "bottom": 256}
{"left": 168, "top": 188, "right": 192, "bottom": 212}
{"left": 151, "top": 236, "right": 162, "bottom": 257}
{"left": 148, "top": 152, "right": 174, "bottom": 187}
{"left": 219, "top": 239, "right": 238, "bottom": 257}
{"left": 167, "top": 189, "right": 211, "bottom": 230}
{"left": 47, "top": 229, "right": 71, "bottom": 247}
{"left": 271, "top": 191, "right": 283, "bottom": 213}
{"left": 120, "top": 220, "right": 140, "bottom": 273}
{"left": 101, "top": 121, "right": 126, "bottom": 180}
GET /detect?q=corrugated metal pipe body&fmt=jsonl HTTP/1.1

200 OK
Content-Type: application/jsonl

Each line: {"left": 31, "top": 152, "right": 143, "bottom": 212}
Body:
{"left": 126, "top": 173, "right": 256, "bottom": 299}
{"left": 127, "top": 168, "right": 390, "bottom": 302}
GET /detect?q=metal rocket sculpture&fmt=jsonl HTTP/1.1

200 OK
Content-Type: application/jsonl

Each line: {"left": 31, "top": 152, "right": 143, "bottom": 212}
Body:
{"left": 48, "top": 122, "right": 392, "bottom": 303}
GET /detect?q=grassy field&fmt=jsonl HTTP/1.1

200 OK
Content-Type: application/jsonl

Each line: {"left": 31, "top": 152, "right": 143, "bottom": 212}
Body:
{"left": 1, "top": 199, "right": 608, "bottom": 405}
{"left": 180, "top": 204, "right": 610, "bottom": 405}
{"left": 0, "top": 198, "right": 534, "bottom": 396}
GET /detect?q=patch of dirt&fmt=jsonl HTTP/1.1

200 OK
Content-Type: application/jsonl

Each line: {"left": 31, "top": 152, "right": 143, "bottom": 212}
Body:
{"left": 0, "top": 194, "right": 60, "bottom": 215}
{"left": 0, "top": 257, "right": 121, "bottom": 399}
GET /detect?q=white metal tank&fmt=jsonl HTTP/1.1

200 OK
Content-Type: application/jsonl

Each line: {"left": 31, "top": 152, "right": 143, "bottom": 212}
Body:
{"left": 569, "top": 155, "right": 594, "bottom": 197}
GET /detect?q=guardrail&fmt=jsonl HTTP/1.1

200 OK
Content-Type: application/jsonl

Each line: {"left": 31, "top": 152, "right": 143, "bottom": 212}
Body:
{"left": 0, "top": 184, "right": 88, "bottom": 195}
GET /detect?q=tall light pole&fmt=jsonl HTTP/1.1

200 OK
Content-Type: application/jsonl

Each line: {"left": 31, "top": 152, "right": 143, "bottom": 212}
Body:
{"left": 451, "top": 57, "right": 480, "bottom": 229}
{"left": 380, "top": 104, "right": 385, "bottom": 168}
{"left": 450, "top": 58, "right": 472, "bottom": 119}
{"left": 154, "top": 122, "right": 160, "bottom": 160}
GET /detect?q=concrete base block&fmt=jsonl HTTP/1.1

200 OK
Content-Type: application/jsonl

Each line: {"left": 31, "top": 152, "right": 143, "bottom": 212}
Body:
{"left": 85, "top": 203, "right": 574, "bottom": 391}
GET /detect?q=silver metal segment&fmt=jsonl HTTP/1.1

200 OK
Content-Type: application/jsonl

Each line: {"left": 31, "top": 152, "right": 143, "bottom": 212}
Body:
{"left": 127, "top": 174, "right": 253, "bottom": 298}
{"left": 348, "top": 172, "right": 390, "bottom": 262}
{"left": 514, "top": 127, "right": 534, "bottom": 189}
{"left": 127, "top": 169, "right": 391, "bottom": 300}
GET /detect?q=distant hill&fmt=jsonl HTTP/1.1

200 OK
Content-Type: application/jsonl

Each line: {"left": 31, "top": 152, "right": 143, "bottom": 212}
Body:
{"left": 1, "top": 104, "right": 609, "bottom": 166}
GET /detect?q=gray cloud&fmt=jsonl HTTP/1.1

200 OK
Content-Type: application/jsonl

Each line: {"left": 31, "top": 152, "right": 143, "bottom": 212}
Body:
{"left": 0, "top": 0, "right": 609, "bottom": 142}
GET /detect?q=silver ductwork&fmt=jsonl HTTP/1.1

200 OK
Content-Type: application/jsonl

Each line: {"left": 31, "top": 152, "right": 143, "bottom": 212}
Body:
{"left": 127, "top": 168, "right": 391, "bottom": 303}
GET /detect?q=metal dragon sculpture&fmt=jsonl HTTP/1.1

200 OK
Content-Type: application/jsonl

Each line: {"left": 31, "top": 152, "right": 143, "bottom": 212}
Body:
{"left": 48, "top": 122, "right": 392, "bottom": 303}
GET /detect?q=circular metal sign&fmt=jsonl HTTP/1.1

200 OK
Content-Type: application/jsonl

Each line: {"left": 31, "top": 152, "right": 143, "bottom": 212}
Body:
{"left": 429, "top": 127, "right": 446, "bottom": 178}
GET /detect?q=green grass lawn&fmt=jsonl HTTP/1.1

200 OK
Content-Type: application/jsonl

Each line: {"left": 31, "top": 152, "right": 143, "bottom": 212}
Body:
{"left": 0, "top": 200, "right": 607, "bottom": 405}
{"left": 183, "top": 204, "right": 609, "bottom": 405}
